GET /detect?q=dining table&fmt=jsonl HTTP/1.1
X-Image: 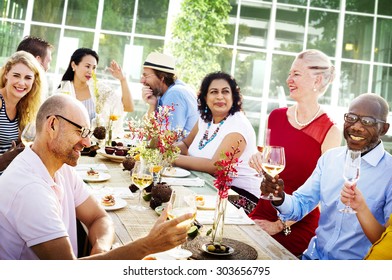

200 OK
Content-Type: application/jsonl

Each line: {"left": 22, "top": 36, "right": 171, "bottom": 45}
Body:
{"left": 77, "top": 151, "right": 297, "bottom": 260}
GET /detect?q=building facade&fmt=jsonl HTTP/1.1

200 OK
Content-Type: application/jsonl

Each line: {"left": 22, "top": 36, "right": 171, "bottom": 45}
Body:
{"left": 1, "top": 0, "right": 391, "bottom": 148}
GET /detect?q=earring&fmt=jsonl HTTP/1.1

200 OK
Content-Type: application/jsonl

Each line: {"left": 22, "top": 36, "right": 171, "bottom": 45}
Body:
{"left": 313, "top": 87, "right": 317, "bottom": 92}
{"left": 204, "top": 106, "right": 208, "bottom": 113}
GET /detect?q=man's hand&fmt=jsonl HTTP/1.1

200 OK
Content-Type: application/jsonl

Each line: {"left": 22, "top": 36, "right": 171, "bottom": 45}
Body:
{"left": 144, "top": 206, "right": 192, "bottom": 253}
{"left": 141, "top": 86, "right": 157, "bottom": 106}
{"left": 260, "top": 171, "right": 285, "bottom": 205}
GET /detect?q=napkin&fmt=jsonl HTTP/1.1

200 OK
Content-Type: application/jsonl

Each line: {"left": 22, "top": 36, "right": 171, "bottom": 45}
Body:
{"left": 163, "top": 177, "right": 205, "bottom": 187}
{"left": 75, "top": 163, "right": 109, "bottom": 173}
{"left": 196, "top": 205, "right": 255, "bottom": 225}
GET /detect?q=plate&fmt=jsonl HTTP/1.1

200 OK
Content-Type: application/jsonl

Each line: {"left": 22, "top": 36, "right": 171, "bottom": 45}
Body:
{"left": 201, "top": 244, "right": 234, "bottom": 256}
{"left": 196, "top": 195, "right": 216, "bottom": 210}
{"left": 97, "top": 149, "right": 126, "bottom": 163}
{"left": 162, "top": 167, "right": 191, "bottom": 178}
{"left": 101, "top": 197, "right": 127, "bottom": 211}
{"left": 78, "top": 172, "right": 111, "bottom": 182}
{"left": 155, "top": 205, "right": 165, "bottom": 216}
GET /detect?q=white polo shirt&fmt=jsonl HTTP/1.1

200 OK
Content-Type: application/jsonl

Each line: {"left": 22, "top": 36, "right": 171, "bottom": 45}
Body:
{"left": 0, "top": 146, "right": 90, "bottom": 259}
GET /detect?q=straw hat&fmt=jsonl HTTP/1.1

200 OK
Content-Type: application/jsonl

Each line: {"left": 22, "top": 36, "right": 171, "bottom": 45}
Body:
{"left": 143, "top": 52, "right": 176, "bottom": 74}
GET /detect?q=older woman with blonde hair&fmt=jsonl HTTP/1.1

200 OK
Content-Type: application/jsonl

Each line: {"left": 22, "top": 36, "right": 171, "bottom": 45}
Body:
{"left": 0, "top": 51, "right": 44, "bottom": 174}
{"left": 249, "top": 49, "right": 342, "bottom": 257}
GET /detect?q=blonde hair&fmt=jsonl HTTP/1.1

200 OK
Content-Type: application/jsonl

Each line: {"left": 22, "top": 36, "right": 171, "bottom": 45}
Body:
{"left": 0, "top": 51, "right": 43, "bottom": 131}
{"left": 297, "top": 49, "right": 335, "bottom": 93}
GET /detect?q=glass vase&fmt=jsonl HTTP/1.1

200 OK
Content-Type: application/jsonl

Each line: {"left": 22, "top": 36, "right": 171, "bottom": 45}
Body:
{"left": 211, "top": 195, "right": 228, "bottom": 245}
{"left": 106, "top": 128, "right": 112, "bottom": 146}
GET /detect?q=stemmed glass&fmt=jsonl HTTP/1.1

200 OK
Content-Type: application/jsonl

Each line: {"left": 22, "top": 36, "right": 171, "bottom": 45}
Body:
{"left": 339, "top": 149, "right": 361, "bottom": 214}
{"left": 260, "top": 146, "right": 285, "bottom": 201}
{"left": 130, "top": 161, "right": 153, "bottom": 211}
{"left": 167, "top": 188, "right": 197, "bottom": 259}
{"left": 21, "top": 123, "right": 36, "bottom": 147}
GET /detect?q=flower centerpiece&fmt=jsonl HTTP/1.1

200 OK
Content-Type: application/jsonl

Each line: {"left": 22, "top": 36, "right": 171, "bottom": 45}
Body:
{"left": 128, "top": 105, "right": 185, "bottom": 183}
{"left": 207, "top": 140, "right": 241, "bottom": 251}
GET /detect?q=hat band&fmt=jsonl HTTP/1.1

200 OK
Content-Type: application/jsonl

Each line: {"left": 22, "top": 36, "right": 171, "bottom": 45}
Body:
{"left": 144, "top": 61, "right": 174, "bottom": 71}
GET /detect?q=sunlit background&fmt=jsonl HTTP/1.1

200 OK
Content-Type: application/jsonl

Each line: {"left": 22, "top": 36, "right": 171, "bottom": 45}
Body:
{"left": 0, "top": 0, "right": 391, "bottom": 152}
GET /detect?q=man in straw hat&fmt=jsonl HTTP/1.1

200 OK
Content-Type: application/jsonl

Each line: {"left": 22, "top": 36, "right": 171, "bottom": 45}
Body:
{"left": 140, "top": 52, "right": 198, "bottom": 133}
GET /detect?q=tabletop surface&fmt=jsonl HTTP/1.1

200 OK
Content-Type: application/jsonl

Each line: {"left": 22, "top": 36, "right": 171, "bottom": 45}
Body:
{"left": 78, "top": 154, "right": 297, "bottom": 260}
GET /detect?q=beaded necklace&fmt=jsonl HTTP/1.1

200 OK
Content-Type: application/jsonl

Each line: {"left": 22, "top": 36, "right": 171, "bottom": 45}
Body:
{"left": 294, "top": 105, "right": 321, "bottom": 127}
{"left": 198, "top": 116, "right": 228, "bottom": 150}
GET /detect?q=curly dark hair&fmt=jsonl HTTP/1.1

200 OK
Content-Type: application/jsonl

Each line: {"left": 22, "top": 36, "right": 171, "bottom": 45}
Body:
{"left": 198, "top": 71, "right": 243, "bottom": 122}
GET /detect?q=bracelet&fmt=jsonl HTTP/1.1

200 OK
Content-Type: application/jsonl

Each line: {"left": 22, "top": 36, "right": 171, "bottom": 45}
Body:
{"left": 181, "top": 140, "right": 189, "bottom": 149}
{"left": 279, "top": 218, "right": 291, "bottom": 236}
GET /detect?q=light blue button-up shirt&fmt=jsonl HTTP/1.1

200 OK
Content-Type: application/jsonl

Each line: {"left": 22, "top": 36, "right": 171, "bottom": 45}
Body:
{"left": 277, "top": 143, "right": 392, "bottom": 260}
{"left": 158, "top": 79, "right": 198, "bottom": 134}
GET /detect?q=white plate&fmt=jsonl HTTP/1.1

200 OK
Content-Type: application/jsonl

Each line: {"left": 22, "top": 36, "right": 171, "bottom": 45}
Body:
{"left": 97, "top": 149, "right": 126, "bottom": 163}
{"left": 196, "top": 195, "right": 216, "bottom": 210}
{"left": 162, "top": 167, "right": 191, "bottom": 178}
{"left": 78, "top": 172, "right": 111, "bottom": 182}
{"left": 101, "top": 197, "right": 127, "bottom": 211}
{"left": 201, "top": 244, "right": 234, "bottom": 256}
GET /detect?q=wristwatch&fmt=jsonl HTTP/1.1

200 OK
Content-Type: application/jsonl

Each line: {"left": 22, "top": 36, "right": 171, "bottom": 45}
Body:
{"left": 279, "top": 218, "right": 291, "bottom": 236}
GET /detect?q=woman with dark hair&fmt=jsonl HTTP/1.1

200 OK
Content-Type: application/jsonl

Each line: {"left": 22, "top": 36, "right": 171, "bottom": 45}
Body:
{"left": 57, "top": 48, "right": 133, "bottom": 135}
{"left": 174, "top": 71, "right": 261, "bottom": 212}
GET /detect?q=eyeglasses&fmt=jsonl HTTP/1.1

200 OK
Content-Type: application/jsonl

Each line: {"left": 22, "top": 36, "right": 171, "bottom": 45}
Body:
{"left": 47, "top": 115, "right": 93, "bottom": 138}
{"left": 344, "top": 113, "right": 386, "bottom": 126}
{"left": 140, "top": 73, "right": 156, "bottom": 79}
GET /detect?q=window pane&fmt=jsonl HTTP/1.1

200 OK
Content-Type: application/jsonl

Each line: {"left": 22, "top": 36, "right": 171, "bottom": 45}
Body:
{"left": 342, "top": 15, "right": 373, "bottom": 61}
{"left": 372, "top": 65, "right": 392, "bottom": 105}
{"left": 216, "top": 47, "right": 233, "bottom": 74}
{"left": 98, "top": 33, "right": 130, "bottom": 79}
{"left": 339, "top": 62, "right": 369, "bottom": 107}
{"left": 66, "top": 0, "right": 98, "bottom": 28}
{"left": 277, "top": 0, "right": 306, "bottom": 5}
{"left": 346, "top": 0, "right": 374, "bottom": 14}
{"left": 310, "top": 0, "right": 339, "bottom": 10}
{"left": 235, "top": 51, "right": 266, "bottom": 98}
{"left": 275, "top": 6, "right": 305, "bottom": 52}
{"left": 131, "top": 37, "right": 165, "bottom": 81}
{"left": 32, "top": 0, "right": 64, "bottom": 24}
{"left": 270, "top": 54, "right": 294, "bottom": 102}
{"left": 136, "top": 0, "right": 168, "bottom": 36}
{"left": 378, "top": 0, "right": 392, "bottom": 16}
{"left": 0, "top": 22, "right": 24, "bottom": 63}
{"left": 0, "top": 0, "right": 27, "bottom": 20}
{"left": 237, "top": 2, "right": 271, "bottom": 49}
{"left": 307, "top": 10, "right": 339, "bottom": 57}
{"left": 374, "top": 18, "right": 392, "bottom": 64}
{"left": 102, "top": 0, "right": 135, "bottom": 32}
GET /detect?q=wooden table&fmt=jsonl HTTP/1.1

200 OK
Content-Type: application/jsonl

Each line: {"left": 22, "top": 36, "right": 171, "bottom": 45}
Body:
{"left": 78, "top": 154, "right": 297, "bottom": 260}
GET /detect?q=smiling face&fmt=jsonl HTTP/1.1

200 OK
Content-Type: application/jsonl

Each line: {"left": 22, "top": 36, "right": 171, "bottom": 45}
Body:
{"left": 344, "top": 96, "right": 388, "bottom": 152}
{"left": 72, "top": 54, "right": 97, "bottom": 83}
{"left": 205, "top": 79, "right": 233, "bottom": 121}
{"left": 4, "top": 62, "right": 35, "bottom": 100}
{"left": 286, "top": 58, "right": 319, "bottom": 101}
{"left": 140, "top": 67, "right": 165, "bottom": 96}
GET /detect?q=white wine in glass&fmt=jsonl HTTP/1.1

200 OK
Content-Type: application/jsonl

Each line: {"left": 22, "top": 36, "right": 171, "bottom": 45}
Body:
{"left": 339, "top": 149, "right": 361, "bottom": 214}
{"left": 167, "top": 188, "right": 197, "bottom": 259}
{"left": 21, "top": 123, "right": 36, "bottom": 147}
{"left": 261, "top": 146, "right": 285, "bottom": 201}
{"left": 130, "top": 161, "right": 153, "bottom": 211}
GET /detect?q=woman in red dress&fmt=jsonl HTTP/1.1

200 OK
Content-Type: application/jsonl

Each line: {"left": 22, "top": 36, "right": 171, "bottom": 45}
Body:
{"left": 249, "top": 49, "right": 342, "bottom": 257}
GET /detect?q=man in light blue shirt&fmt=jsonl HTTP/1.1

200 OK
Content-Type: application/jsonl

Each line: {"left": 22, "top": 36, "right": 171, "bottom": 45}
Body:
{"left": 261, "top": 93, "right": 392, "bottom": 259}
{"left": 140, "top": 52, "right": 198, "bottom": 134}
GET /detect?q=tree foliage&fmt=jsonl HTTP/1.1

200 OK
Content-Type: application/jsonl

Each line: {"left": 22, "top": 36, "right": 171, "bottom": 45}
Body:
{"left": 169, "top": 0, "right": 231, "bottom": 90}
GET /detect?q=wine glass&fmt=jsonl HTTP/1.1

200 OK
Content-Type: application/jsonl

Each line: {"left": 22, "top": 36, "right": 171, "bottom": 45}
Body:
{"left": 21, "top": 123, "right": 36, "bottom": 147}
{"left": 260, "top": 146, "right": 285, "bottom": 201}
{"left": 339, "top": 149, "right": 361, "bottom": 214}
{"left": 167, "top": 188, "right": 197, "bottom": 259}
{"left": 130, "top": 161, "right": 153, "bottom": 211}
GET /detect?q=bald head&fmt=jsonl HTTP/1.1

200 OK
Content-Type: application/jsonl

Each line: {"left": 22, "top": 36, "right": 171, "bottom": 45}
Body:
{"left": 350, "top": 93, "right": 389, "bottom": 121}
{"left": 36, "top": 94, "right": 89, "bottom": 133}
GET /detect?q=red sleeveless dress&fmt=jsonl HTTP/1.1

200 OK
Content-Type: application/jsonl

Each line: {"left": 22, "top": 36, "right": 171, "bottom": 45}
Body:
{"left": 249, "top": 107, "right": 334, "bottom": 257}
